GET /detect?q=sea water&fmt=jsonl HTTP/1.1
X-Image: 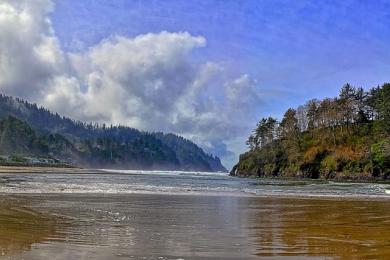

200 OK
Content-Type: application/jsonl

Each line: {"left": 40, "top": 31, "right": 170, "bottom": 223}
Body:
{"left": 0, "top": 170, "right": 389, "bottom": 198}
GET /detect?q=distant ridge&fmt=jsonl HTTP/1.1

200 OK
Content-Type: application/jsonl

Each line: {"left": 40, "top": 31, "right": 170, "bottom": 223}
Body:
{"left": 0, "top": 94, "right": 227, "bottom": 172}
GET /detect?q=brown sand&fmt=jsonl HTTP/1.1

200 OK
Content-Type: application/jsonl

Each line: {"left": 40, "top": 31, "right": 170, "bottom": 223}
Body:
{"left": 0, "top": 194, "right": 389, "bottom": 259}
{"left": 0, "top": 166, "right": 102, "bottom": 174}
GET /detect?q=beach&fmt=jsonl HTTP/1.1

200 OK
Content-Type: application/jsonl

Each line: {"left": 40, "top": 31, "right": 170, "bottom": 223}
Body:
{"left": 0, "top": 166, "right": 101, "bottom": 174}
{"left": 1, "top": 193, "right": 390, "bottom": 259}
{"left": 0, "top": 170, "right": 390, "bottom": 259}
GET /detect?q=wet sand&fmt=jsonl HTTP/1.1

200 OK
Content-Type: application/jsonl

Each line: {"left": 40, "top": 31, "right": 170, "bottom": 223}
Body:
{"left": 0, "top": 194, "right": 390, "bottom": 259}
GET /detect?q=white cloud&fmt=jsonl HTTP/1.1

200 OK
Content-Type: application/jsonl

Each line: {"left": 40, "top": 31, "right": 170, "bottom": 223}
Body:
{"left": 62, "top": 32, "right": 206, "bottom": 126}
{"left": 0, "top": 0, "right": 66, "bottom": 100}
{"left": 0, "top": 0, "right": 263, "bottom": 169}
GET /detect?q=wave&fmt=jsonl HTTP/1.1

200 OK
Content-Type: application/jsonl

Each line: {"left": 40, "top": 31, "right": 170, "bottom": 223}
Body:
{"left": 0, "top": 171, "right": 389, "bottom": 199}
{"left": 0, "top": 181, "right": 239, "bottom": 196}
{"left": 1, "top": 182, "right": 389, "bottom": 200}
{"left": 99, "top": 169, "right": 229, "bottom": 177}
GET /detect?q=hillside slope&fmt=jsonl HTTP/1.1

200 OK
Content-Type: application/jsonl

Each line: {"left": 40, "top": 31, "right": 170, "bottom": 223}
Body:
{"left": 232, "top": 83, "right": 390, "bottom": 180}
{"left": 0, "top": 95, "right": 226, "bottom": 172}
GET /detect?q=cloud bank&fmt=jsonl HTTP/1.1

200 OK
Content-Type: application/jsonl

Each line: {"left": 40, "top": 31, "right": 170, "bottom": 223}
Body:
{"left": 0, "top": 0, "right": 263, "bottom": 168}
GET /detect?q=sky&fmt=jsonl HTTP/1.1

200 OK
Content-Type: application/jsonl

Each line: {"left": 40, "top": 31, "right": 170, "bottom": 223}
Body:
{"left": 1, "top": 0, "right": 390, "bottom": 169}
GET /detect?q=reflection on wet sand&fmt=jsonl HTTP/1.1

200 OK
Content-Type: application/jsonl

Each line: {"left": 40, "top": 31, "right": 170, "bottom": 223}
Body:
{"left": 0, "top": 194, "right": 390, "bottom": 259}
{"left": 248, "top": 198, "right": 390, "bottom": 259}
{"left": 0, "top": 197, "right": 62, "bottom": 257}
{"left": 19, "top": 194, "right": 255, "bottom": 259}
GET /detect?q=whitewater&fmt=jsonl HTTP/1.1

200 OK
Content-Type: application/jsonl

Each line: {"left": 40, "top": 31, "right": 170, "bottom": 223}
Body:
{"left": 0, "top": 170, "right": 389, "bottom": 198}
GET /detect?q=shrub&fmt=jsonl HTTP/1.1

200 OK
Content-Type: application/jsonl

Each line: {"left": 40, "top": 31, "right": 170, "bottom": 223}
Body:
{"left": 371, "top": 140, "right": 390, "bottom": 173}
{"left": 320, "top": 155, "right": 337, "bottom": 178}
{"left": 10, "top": 154, "right": 27, "bottom": 163}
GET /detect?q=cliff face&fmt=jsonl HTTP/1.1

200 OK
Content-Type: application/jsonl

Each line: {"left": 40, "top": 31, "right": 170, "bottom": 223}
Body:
{"left": 232, "top": 140, "right": 389, "bottom": 181}
{"left": 0, "top": 94, "right": 227, "bottom": 172}
{"left": 232, "top": 83, "right": 390, "bottom": 180}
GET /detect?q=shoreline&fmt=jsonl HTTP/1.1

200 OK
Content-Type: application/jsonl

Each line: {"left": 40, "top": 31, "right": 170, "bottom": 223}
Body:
{"left": 0, "top": 166, "right": 103, "bottom": 174}
{"left": 1, "top": 189, "right": 389, "bottom": 202}
{"left": 230, "top": 173, "right": 390, "bottom": 184}
{"left": 0, "top": 167, "right": 388, "bottom": 201}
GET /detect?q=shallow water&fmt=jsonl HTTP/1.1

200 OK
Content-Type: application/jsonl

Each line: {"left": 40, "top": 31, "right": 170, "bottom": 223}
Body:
{"left": 0, "top": 171, "right": 389, "bottom": 259}
{"left": 0, "top": 170, "right": 389, "bottom": 198}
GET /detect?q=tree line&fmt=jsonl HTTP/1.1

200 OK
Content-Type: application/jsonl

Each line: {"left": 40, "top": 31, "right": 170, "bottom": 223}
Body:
{"left": 247, "top": 83, "right": 390, "bottom": 150}
{"left": 0, "top": 94, "right": 227, "bottom": 172}
{"left": 233, "top": 83, "right": 390, "bottom": 179}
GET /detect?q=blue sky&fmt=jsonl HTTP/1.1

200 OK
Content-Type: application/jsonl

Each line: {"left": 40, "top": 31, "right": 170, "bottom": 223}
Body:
{"left": 51, "top": 0, "right": 390, "bottom": 99}
{"left": 1, "top": 0, "right": 390, "bottom": 169}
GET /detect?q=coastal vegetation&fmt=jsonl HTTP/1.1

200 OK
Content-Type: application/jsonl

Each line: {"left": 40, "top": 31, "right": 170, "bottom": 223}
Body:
{"left": 0, "top": 94, "right": 226, "bottom": 171}
{"left": 232, "top": 83, "right": 390, "bottom": 180}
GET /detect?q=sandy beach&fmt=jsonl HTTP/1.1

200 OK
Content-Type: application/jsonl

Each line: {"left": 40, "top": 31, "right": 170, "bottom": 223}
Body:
{"left": 0, "top": 166, "right": 102, "bottom": 174}
{"left": 0, "top": 193, "right": 389, "bottom": 259}
{"left": 0, "top": 170, "right": 389, "bottom": 259}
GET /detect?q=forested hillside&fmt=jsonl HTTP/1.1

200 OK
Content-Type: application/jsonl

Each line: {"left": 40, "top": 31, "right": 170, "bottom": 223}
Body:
{"left": 0, "top": 94, "right": 226, "bottom": 172}
{"left": 232, "top": 83, "right": 390, "bottom": 180}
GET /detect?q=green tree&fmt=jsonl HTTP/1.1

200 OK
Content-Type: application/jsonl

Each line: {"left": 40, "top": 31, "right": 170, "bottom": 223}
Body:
{"left": 280, "top": 109, "right": 299, "bottom": 138}
{"left": 378, "top": 83, "right": 390, "bottom": 134}
{"left": 306, "top": 99, "right": 319, "bottom": 130}
{"left": 339, "top": 83, "right": 356, "bottom": 126}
